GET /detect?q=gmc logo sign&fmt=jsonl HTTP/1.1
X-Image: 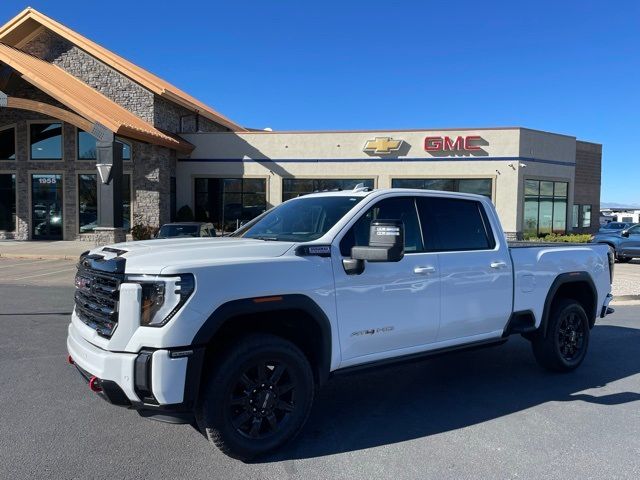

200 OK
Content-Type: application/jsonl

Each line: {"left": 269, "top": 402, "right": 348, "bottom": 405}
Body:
{"left": 424, "top": 135, "right": 483, "bottom": 152}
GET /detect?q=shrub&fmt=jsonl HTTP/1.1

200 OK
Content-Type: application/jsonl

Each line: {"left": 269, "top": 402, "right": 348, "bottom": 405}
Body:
{"left": 523, "top": 233, "right": 592, "bottom": 243}
{"left": 176, "top": 205, "right": 194, "bottom": 221}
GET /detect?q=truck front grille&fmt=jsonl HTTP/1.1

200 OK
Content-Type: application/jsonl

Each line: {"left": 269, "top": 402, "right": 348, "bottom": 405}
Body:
{"left": 74, "top": 262, "right": 123, "bottom": 337}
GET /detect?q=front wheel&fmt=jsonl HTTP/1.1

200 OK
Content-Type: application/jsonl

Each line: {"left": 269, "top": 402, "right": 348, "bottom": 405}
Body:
{"left": 532, "top": 299, "right": 590, "bottom": 372}
{"left": 195, "top": 334, "right": 314, "bottom": 461}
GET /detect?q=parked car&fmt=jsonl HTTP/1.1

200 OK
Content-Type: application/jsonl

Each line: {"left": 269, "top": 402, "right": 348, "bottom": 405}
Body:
{"left": 598, "top": 221, "right": 633, "bottom": 233}
{"left": 591, "top": 223, "right": 640, "bottom": 262}
{"left": 156, "top": 222, "right": 215, "bottom": 239}
{"left": 68, "top": 188, "right": 614, "bottom": 460}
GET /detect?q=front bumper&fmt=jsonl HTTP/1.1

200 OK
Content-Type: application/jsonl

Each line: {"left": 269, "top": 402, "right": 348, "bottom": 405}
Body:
{"left": 67, "top": 321, "right": 204, "bottom": 422}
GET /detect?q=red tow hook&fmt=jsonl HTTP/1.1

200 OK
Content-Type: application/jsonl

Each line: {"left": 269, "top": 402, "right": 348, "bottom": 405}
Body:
{"left": 67, "top": 355, "right": 74, "bottom": 365}
{"left": 89, "top": 376, "right": 103, "bottom": 393}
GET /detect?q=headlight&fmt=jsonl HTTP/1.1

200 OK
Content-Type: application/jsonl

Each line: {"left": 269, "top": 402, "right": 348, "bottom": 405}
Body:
{"left": 126, "top": 273, "right": 195, "bottom": 327}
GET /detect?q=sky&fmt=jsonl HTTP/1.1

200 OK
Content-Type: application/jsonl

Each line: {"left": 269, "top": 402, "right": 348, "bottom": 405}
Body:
{"left": 1, "top": 0, "right": 638, "bottom": 205}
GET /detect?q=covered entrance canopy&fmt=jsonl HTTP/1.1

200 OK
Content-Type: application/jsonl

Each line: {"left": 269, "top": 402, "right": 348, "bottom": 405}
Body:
{"left": 0, "top": 41, "right": 193, "bottom": 238}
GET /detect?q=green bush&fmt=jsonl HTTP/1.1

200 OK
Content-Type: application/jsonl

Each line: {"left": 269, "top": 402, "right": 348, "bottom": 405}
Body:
{"left": 523, "top": 233, "right": 592, "bottom": 243}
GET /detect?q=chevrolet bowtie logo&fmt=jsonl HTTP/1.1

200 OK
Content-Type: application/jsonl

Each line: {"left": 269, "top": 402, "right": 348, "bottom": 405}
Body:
{"left": 363, "top": 137, "right": 403, "bottom": 154}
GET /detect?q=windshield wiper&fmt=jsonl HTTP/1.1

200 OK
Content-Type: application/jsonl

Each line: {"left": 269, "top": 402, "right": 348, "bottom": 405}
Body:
{"left": 249, "top": 235, "right": 280, "bottom": 241}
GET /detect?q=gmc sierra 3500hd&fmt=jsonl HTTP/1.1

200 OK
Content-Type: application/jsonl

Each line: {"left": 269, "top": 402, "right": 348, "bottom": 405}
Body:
{"left": 67, "top": 187, "right": 614, "bottom": 460}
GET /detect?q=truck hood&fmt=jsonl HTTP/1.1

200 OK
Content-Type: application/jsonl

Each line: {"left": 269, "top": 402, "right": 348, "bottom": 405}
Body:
{"left": 90, "top": 237, "right": 296, "bottom": 274}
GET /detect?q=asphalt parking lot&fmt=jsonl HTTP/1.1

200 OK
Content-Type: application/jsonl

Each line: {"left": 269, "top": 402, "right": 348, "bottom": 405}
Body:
{"left": 1, "top": 258, "right": 639, "bottom": 479}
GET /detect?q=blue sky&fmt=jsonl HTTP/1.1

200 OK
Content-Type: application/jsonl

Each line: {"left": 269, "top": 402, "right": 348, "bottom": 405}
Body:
{"left": 2, "top": 0, "right": 638, "bottom": 204}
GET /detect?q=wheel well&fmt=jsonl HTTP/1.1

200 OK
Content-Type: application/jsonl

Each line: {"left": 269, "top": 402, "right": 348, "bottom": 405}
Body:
{"left": 201, "top": 308, "right": 329, "bottom": 387}
{"left": 549, "top": 281, "right": 597, "bottom": 329}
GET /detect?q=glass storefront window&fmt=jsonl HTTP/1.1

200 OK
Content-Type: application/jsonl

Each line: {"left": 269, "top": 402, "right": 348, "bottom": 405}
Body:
{"left": 0, "top": 173, "right": 16, "bottom": 231}
{"left": 282, "top": 178, "right": 374, "bottom": 201}
{"left": 194, "top": 177, "right": 267, "bottom": 233}
{"left": 582, "top": 205, "right": 592, "bottom": 228}
{"left": 78, "top": 173, "right": 131, "bottom": 233}
{"left": 30, "top": 123, "right": 62, "bottom": 160}
{"left": 77, "top": 130, "right": 131, "bottom": 160}
{"left": 0, "top": 127, "right": 16, "bottom": 160}
{"left": 523, "top": 179, "right": 568, "bottom": 237}
{"left": 32, "top": 174, "right": 63, "bottom": 239}
{"left": 572, "top": 205, "right": 579, "bottom": 228}
{"left": 391, "top": 178, "right": 493, "bottom": 199}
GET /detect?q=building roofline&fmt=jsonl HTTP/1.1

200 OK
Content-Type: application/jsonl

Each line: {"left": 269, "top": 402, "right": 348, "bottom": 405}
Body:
{"left": 0, "top": 7, "right": 246, "bottom": 132}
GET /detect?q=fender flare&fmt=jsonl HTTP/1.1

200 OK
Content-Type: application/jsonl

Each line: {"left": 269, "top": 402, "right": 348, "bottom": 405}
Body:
{"left": 540, "top": 272, "right": 597, "bottom": 337}
{"left": 191, "top": 294, "right": 333, "bottom": 385}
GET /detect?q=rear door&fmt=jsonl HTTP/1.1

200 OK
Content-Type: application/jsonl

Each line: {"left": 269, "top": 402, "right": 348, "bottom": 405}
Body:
{"left": 416, "top": 196, "right": 513, "bottom": 341}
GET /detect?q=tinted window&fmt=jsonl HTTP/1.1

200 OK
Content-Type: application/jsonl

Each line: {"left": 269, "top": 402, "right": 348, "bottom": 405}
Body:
{"left": 30, "top": 123, "right": 62, "bottom": 160}
{"left": 628, "top": 225, "right": 640, "bottom": 234}
{"left": 340, "top": 197, "right": 423, "bottom": 256}
{"left": 417, "top": 197, "right": 495, "bottom": 251}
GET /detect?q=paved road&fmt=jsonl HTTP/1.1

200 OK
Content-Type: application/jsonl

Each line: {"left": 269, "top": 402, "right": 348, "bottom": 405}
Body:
{"left": 1, "top": 260, "right": 639, "bottom": 479}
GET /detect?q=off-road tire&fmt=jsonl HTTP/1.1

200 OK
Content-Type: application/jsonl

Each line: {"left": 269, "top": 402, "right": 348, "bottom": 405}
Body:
{"left": 195, "top": 334, "right": 314, "bottom": 461}
{"left": 532, "top": 299, "right": 590, "bottom": 372}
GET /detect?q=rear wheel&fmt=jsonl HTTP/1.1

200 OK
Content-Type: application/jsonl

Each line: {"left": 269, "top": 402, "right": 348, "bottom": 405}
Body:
{"left": 195, "top": 334, "right": 314, "bottom": 461}
{"left": 532, "top": 299, "right": 590, "bottom": 372}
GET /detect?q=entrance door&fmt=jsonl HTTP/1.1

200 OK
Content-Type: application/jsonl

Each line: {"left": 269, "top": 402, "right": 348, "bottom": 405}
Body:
{"left": 32, "top": 174, "right": 63, "bottom": 240}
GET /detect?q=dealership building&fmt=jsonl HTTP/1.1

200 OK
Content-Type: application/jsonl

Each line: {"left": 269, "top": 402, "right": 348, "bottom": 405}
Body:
{"left": 0, "top": 8, "right": 601, "bottom": 243}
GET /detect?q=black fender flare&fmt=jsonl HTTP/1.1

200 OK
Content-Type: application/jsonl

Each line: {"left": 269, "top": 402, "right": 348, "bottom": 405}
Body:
{"left": 191, "top": 294, "right": 333, "bottom": 385}
{"left": 540, "top": 272, "right": 597, "bottom": 337}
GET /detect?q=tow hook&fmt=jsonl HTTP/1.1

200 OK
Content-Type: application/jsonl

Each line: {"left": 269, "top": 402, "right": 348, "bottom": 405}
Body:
{"left": 89, "top": 376, "right": 103, "bottom": 393}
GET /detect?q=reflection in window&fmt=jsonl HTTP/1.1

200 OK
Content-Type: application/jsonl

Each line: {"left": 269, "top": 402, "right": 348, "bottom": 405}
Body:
{"left": 391, "top": 178, "right": 493, "bottom": 199}
{"left": 0, "top": 127, "right": 16, "bottom": 160}
{"left": 194, "top": 178, "right": 267, "bottom": 233}
{"left": 77, "top": 173, "right": 131, "bottom": 233}
{"left": 77, "top": 129, "right": 131, "bottom": 160}
{"left": 31, "top": 123, "right": 62, "bottom": 160}
{"left": 523, "top": 179, "right": 568, "bottom": 237}
{"left": 581, "top": 205, "right": 592, "bottom": 228}
{"left": 283, "top": 178, "right": 374, "bottom": 201}
{"left": 0, "top": 173, "right": 16, "bottom": 231}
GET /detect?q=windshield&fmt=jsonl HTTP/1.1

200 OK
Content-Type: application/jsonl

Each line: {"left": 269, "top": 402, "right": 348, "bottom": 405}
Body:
{"left": 233, "top": 195, "right": 364, "bottom": 242}
{"left": 158, "top": 225, "right": 199, "bottom": 238}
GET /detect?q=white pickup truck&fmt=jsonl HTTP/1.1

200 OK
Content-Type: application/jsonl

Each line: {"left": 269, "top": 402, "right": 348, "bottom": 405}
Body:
{"left": 67, "top": 187, "right": 614, "bottom": 460}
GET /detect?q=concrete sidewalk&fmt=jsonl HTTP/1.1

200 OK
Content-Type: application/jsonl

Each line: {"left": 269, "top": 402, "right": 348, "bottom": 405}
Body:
{"left": 0, "top": 240, "right": 91, "bottom": 260}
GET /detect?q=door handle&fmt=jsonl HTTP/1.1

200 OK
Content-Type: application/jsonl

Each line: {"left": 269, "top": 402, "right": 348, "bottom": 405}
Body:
{"left": 414, "top": 266, "right": 436, "bottom": 275}
{"left": 490, "top": 261, "right": 508, "bottom": 269}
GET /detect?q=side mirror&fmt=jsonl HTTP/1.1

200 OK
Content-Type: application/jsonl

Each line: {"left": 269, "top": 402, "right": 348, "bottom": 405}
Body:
{"left": 351, "top": 219, "right": 405, "bottom": 262}
{"left": 621, "top": 230, "right": 630, "bottom": 238}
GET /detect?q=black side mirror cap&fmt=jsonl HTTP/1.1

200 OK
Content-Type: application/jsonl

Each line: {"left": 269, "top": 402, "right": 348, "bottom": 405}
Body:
{"left": 621, "top": 230, "right": 630, "bottom": 237}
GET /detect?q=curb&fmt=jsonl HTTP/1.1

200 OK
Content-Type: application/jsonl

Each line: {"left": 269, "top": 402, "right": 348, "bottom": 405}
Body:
{"left": 611, "top": 295, "right": 640, "bottom": 303}
{"left": 0, "top": 253, "right": 80, "bottom": 260}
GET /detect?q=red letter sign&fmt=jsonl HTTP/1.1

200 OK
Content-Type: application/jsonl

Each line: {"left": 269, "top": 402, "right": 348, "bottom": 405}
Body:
{"left": 424, "top": 137, "right": 443, "bottom": 151}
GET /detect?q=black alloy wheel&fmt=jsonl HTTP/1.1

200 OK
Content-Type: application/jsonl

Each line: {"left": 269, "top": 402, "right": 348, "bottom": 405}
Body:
{"left": 228, "top": 361, "right": 296, "bottom": 440}
{"left": 195, "top": 333, "right": 314, "bottom": 461}
{"left": 557, "top": 311, "right": 586, "bottom": 362}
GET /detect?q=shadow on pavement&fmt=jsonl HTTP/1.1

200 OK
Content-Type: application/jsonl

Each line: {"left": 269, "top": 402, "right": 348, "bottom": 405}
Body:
{"left": 259, "top": 324, "right": 640, "bottom": 462}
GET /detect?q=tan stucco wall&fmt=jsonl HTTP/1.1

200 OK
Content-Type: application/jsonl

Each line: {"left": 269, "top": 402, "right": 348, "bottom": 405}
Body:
{"left": 177, "top": 128, "right": 580, "bottom": 235}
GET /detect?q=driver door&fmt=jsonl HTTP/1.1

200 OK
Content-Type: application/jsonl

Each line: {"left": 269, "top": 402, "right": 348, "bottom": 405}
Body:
{"left": 331, "top": 196, "right": 441, "bottom": 366}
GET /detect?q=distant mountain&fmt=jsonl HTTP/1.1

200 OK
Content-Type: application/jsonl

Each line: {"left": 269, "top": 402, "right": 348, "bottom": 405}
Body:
{"left": 601, "top": 202, "right": 640, "bottom": 209}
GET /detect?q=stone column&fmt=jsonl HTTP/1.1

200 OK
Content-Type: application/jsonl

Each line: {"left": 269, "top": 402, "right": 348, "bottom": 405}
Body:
{"left": 94, "top": 140, "right": 125, "bottom": 245}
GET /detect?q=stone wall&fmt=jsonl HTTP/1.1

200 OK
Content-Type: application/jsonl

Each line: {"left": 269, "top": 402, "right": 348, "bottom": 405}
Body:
{"left": 22, "top": 29, "right": 155, "bottom": 124}
{"left": 131, "top": 142, "right": 174, "bottom": 228}
{"left": 574, "top": 141, "right": 602, "bottom": 233}
{"left": 153, "top": 96, "right": 230, "bottom": 133}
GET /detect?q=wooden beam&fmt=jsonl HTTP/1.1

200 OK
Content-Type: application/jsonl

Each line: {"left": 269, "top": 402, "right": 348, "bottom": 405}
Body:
{"left": 6, "top": 96, "right": 95, "bottom": 132}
